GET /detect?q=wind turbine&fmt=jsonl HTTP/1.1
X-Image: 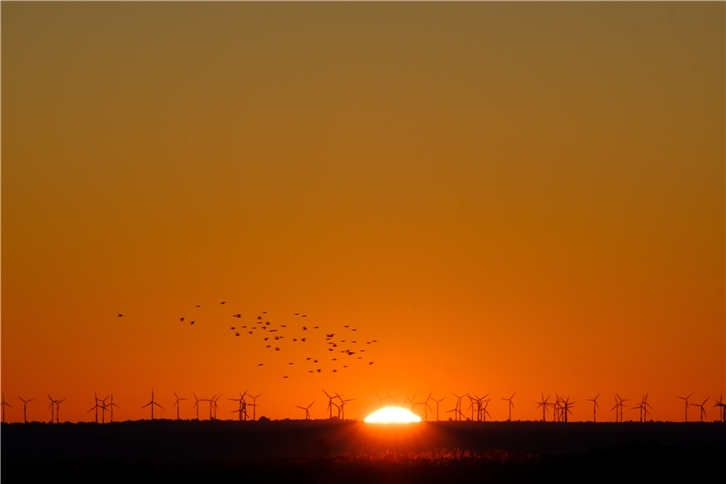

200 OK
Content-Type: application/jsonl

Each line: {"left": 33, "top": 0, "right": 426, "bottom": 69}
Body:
{"left": 229, "top": 391, "right": 248, "bottom": 421}
{"left": 296, "top": 401, "right": 315, "bottom": 420}
{"left": 501, "top": 393, "right": 515, "bottom": 421}
{"left": 560, "top": 396, "right": 575, "bottom": 423}
{"left": 480, "top": 398, "right": 492, "bottom": 422}
{"left": 47, "top": 394, "right": 64, "bottom": 423}
{"left": 431, "top": 396, "right": 446, "bottom": 421}
{"left": 466, "top": 395, "right": 479, "bottom": 421}
{"left": 213, "top": 394, "right": 222, "bottom": 419}
{"left": 691, "top": 397, "right": 709, "bottom": 422}
{"left": 142, "top": 389, "right": 163, "bottom": 420}
{"left": 1, "top": 393, "right": 12, "bottom": 423}
{"left": 610, "top": 394, "right": 621, "bottom": 423}
{"left": 613, "top": 394, "right": 629, "bottom": 422}
{"left": 249, "top": 394, "right": 262, "bottom": 420}
{"left": 322, "top": 390, "right": 338, "bottom": 419}
{"left": 338, "top": 397, "right": 354, "bottom": 420}
{"left": 55, "top": 398, "right": 67, "bottom": 423}
{"left": 535, "top": 394, "right": 552, "bottom": 422}
{"left": 192, "top": 393, "right": 202, "bottom": 420}
{"left": 586, "top": 393, "right": 600, "bottom": 422}
{"left": 713, "top": 395, "right": 725, "bottom": 422}
{"left": 48, "top": 394, "right": 56, "bottom": 423}
{"left": 452, "top": 393, "right": 468, "bottom": 421}
{"left": 634, "top": 393, "right": 652, "bottom": 422}
{"left": 88, "top": 392, "right": 103, "bottom": 423}
{"left": 553, "top": 394, "right": 563, "bottom": 422}
{"left": 677, "top": 393, "right": 693, "bottom": 422}
{"left": 412, "top": 392, "right": 433, "bottom": 421}
{"left": 173, "top": 392, "right": 186, "bottom": 420}
{"left": 108, "top": 394, "right": 120, "bottom": 422}
{"left": 18, "top": 396, "right": 34, "bottom": 423}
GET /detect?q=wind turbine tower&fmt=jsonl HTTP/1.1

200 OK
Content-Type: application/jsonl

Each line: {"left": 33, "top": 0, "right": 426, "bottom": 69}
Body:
{"left": 18, "top": 396, "right": 34, "bottom": 423}
{"left": 173, "top": 392, "right": 186, "bottom": 420}
{"left": 501, "top": 393, "right": 516, "bottom": 421}
{"left": 296, "top": 401, "right": 315, "bottom": 420}
{"left": 1, "top": 393, "right": 12, "bottom": 423}
{"left": 678, "top": 393, "right": 693, "bottom": 422}
{"left": 586, "top": 393, "right": 600, "bottom": 422}
{"left": 142, "top": 389, "right": 163, "bottom": 420}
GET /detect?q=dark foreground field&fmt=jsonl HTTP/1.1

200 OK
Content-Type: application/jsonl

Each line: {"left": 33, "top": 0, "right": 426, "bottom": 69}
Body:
{"left": 3, "top": 420, "right": 725, "bottom": 483}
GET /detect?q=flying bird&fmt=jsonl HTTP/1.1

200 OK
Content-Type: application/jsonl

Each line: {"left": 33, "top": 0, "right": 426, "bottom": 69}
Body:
{"left": 180, "top": 318, "right": 184, "bottom": 322}
{"left": 235, "top": 333, "right": 240, "bottom": 336}
{"left": 191, "top": 321, "right": 195, "bottom": 325}
{"left": 118, "top": 314, "right": 123, "bottom": 317}
{"left": 221, "top": 302, "right": 226, "bottom": 305}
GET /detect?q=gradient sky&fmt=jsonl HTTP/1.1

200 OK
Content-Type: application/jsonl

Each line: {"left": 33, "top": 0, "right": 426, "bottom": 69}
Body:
{"left": 2, "top": 2, "right": 724, "bottom": 423}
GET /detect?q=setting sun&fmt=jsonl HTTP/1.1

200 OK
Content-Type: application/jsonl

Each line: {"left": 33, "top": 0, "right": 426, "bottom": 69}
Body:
{"left": 364, "top": 406, "right": 422, "bottom": 424}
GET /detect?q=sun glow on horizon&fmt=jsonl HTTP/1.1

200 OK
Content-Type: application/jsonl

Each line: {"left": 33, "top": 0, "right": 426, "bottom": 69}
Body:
{"left": 364, "top": 406, "right": 422, "bottom": 424}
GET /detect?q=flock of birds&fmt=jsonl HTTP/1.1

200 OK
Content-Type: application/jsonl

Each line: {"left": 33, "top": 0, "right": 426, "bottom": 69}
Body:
{"left": 119, "top": 301, "right": 380, "bottom": 379}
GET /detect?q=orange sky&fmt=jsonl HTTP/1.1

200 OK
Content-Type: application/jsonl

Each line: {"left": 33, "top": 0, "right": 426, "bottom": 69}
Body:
{"left": 2, "top": 2, "right": 724, "bottom": 424}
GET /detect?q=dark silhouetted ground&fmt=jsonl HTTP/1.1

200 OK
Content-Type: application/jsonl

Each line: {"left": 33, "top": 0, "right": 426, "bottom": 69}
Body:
{"left": 2, "top": 420, "right": 724, "bottom": 482}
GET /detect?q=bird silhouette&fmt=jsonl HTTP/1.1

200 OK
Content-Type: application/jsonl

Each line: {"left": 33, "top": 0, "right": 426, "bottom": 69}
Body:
{"left": 235, "top": 332, "right": 240, "bottom": 336}
{"left": 191, "top": 321, "right": 195, "bottom": 325}
{"left": 221, "top": 302, "right": 225, "bottom": 305}
{"left": 118, "top": 314, "right": 123, "bottom": 317}
{"left": 180, "top": 318, "right": 184, "bottom": 322}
